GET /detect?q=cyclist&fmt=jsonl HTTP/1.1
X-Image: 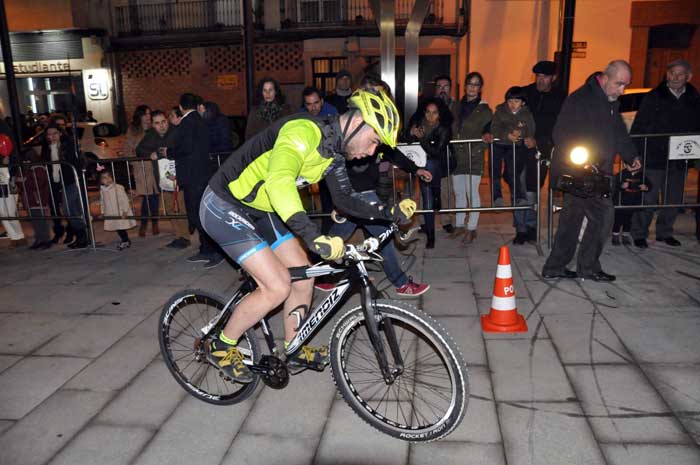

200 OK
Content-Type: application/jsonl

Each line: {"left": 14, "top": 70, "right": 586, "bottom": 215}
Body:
{"left": 201, "top": 89, "right": 417, "bottom": 383}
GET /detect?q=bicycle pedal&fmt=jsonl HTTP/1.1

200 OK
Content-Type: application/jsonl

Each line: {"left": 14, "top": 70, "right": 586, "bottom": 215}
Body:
{"left": 287, "top": 359, "right": 327, "bottom": 373}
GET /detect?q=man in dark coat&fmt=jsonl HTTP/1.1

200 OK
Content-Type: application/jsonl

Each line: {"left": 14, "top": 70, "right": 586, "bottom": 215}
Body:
{"left": 629, "top": 59, "right": 700, "bottom": 248}
{"left": 522, "top": 60, "right": 566, "bottom": 241}
{"left": 171, "top": 93, "right": 223, "bottom": 268}
{"left": 542, "top": 60, "right": 641, "bottom": 282}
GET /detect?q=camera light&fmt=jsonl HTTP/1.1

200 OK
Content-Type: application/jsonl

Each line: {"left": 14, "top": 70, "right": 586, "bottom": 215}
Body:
{"left": 570, "top": 146, "right": 589, "bottom": 165}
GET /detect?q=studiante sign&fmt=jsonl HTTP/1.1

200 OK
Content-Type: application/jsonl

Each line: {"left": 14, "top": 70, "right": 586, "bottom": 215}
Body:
{"left": 0, "top": 61, "right": 72, "bottom": 74}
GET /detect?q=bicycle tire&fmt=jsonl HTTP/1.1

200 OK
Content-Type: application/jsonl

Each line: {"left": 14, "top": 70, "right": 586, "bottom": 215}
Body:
{"left": 158, "top": 289, "right": 260, "bottom": 405}
{"left": 330, "top": 299, "right": 468, "bottom": 442}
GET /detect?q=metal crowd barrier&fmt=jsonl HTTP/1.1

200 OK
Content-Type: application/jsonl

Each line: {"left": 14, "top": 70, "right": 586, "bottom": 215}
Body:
{"left": 546, "top": 132, "right": 700, "bottom": 249}
{"left": 3, "top": 143, "right": 547, "bottom": 251}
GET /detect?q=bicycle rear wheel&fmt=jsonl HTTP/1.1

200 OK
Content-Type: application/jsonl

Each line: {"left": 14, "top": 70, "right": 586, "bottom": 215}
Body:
{"left": 330, "top": 300, "right": 468, "bottom": 442}
{"left": 159, "top": 289, "right": 260, "bottom": 405}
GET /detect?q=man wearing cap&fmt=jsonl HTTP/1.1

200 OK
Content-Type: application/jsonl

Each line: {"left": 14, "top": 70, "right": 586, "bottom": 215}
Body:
{"left": 327, "top": 69, "right": 353, "bottom": 114}
{"left": 522, "top": 60, "right": 566, "bottom": 241}
{"left": 630, "top": 59, "right": 700, "bottom": 248}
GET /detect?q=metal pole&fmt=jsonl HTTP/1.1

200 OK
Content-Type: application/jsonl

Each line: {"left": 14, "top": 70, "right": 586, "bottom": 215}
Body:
{"left": 0, "top": 0, "right": 23, "bottom": 145}
{"left": 536, "top": 150, "right": 541, "bottom": 244}
{"left": 243, "top": 0, "right": 255, "bottom": 112}
{"left": 559, "top": 0, "right": 576, "bottom": 94}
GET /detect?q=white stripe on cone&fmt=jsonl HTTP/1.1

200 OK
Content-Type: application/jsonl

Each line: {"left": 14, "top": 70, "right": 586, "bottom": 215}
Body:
{"left": 491, "top": 295, "right": 516, "bottom": 311}
{"left": 496, "top": 264, "right": 512, "bottom": 279}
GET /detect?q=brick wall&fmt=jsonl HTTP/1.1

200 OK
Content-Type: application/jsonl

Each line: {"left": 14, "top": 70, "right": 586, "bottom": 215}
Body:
{"left": 118, "top": 42, "right": 304, "bottom": 119}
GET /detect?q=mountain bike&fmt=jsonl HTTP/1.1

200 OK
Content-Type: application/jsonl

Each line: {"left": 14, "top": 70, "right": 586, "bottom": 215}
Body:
{"left": 158, "top": 224, "right": 468, "bottom": 442}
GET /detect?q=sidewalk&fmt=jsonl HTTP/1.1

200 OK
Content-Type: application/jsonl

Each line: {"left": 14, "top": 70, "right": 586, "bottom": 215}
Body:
{"left": 0, "top": 213, "right": 699, "bottom": 465}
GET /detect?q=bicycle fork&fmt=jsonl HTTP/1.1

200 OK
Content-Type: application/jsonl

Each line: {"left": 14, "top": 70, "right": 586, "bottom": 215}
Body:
{"left": 358, "top": 270, "right": 404, "bottom": 384}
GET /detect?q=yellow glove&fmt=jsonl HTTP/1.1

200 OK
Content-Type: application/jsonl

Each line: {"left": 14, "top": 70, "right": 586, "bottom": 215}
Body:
{"left": 312, "top": 235, "right": 345, "bottom": 260}
{"left": 390, "top": 199, "right": 417, "bottom": 224}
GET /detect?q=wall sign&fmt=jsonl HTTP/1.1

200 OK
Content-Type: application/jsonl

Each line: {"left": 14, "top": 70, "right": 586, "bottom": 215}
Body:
{"left": 86, "top": 69, "right": 109, "bottom": 101}
{"left": 669, "top": 135, "right": 700, "bottom": 160}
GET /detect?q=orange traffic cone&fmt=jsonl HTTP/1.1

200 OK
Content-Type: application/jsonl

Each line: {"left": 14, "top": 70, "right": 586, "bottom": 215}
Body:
{"left": 481, "top": 246, "right": 528, "bottom": 333}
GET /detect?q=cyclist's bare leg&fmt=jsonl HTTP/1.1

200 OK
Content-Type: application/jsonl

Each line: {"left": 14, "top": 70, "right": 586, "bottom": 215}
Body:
{"left": 271, "top": 239, "right": 314, "bottom": 342}
{"left": 220, "top": 247, "right": 292, "bottom": 341}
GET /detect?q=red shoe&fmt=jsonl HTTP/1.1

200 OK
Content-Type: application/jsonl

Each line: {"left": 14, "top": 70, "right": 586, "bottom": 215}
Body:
{"left": 396, "top": 277, "right": 430, "bottom": 297}
{"left": 314, "top": 282, "right": 335, "bottom": 291}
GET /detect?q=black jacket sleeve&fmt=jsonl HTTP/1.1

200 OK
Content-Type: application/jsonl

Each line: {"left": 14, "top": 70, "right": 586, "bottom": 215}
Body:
{"left": 382, "top": 146, "right": 419, "bottom": 174}
{"left": 324, "top": 158, "right": 392, "bottom": 220}
{"left": 421, "top": 124, "right": 451, "bottom": 160}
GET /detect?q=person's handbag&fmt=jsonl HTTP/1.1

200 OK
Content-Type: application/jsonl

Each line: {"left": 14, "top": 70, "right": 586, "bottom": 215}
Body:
{"left": 158, "top": 158, "right": 177, "bottom": 192}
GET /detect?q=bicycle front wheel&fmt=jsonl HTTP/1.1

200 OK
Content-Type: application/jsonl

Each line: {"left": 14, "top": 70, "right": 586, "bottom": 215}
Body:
{"left": 330, "top": 300, "right": 468, "bottom": 442}
{"left": 159, "top": 289, "right": 260, "bottom": 405}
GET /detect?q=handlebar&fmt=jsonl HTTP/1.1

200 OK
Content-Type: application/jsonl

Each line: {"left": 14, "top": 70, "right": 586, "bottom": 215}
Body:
{"left": 343, "top": 223, "right": 420, "bottom": 261}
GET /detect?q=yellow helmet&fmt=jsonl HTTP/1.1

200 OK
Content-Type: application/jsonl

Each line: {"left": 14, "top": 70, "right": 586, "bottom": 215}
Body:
{"left": 348, "top": 89, "right": 400, "bottom": 147}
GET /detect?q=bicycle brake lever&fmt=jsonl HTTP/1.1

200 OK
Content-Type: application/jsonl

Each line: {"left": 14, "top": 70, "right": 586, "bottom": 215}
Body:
{"left": 398, "top": 226, "right": 421, "bottom": 242}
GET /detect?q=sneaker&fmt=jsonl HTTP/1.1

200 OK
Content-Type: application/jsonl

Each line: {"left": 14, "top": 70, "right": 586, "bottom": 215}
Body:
{"left": 443, "top": 224, "right": 455, "bottom": 234}
{"left": 612, "top": 234, "right": 621, "bottom": 246}
{"left": 657, "top": 236, "right": 681, "bottom": 247}
{"left": 207, "top": 338, "right": 254, "bottom": 383}
{"left": 513, "top": 232, "right": 528, "bottom": 245}
{"left": 621, "top": 235, "right": 632, "bottom": 246}
{"left": 0, "top": 231, "right": 8, "bottom": 239}
{"left": 526, "top": 227, "right": 537, "bottom": 242}
{"left": 203, "top": 256, "right": 225, "bottom": 269}
{"left": 287, "top": 344, "right": 329, "bottom": 370}
{"left": 117, "top": 240, "right": 131, "bottom": 251}
{"left": 314, "top": 282, "right": 335, "bottom": 291}
{"left": 634, "top": 238, "right": 648, "bottom": 249}
{"left": 187, "top": 253, "right": 210, "bottom": 263}
{"left": 166, "top": 238, "right": 190, "bottom": 249}
{"left": 396, "top": 276, "right": 430, "bottom": 297}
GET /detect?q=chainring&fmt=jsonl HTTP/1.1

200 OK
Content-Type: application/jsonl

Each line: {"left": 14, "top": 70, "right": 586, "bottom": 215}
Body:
{"left": 257, "top": 355, "right": 289, "bottom": 389}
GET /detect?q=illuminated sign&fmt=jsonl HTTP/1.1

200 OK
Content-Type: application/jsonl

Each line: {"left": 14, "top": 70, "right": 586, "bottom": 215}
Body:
{"left": 85, "top": 69, "right": 109, "bottom": 101}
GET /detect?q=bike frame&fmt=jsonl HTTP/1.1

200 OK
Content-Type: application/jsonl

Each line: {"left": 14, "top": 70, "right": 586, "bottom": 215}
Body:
{"left": 200, "top": 224, "right": 407, "bottom": 383}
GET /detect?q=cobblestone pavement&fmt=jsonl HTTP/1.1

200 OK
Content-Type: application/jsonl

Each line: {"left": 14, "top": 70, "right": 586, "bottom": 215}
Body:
{"left": 1, "top": 213, "right": 699, "bottom": 465}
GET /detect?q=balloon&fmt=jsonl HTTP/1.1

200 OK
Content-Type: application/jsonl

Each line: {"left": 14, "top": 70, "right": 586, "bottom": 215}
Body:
{"left": 0, "top": 133, "right": 13, "bottom": 158}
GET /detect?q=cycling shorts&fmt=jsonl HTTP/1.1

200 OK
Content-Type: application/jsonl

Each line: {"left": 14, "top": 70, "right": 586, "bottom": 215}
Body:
{"left": 200, "top": 186, "right": 295, "bottom": 264}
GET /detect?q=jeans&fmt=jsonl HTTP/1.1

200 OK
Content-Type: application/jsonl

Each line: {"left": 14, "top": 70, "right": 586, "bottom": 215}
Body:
{"left": 631, "top": 166, "right": 686, "bottom": 240}
{"left": 63, "top": 183, "right": 87, "bottom": 239}
{"left": 328, "top": 191, "right": 408, "bottom": 288}
{"left": 140, "top": 193, "right": 160, "bottom": 226}
{"left": 419, "top": 159, "right": 443, "bottom": 238}
{"left": 543, "top": 193, "right": 614, "bottom": 276}
{"left": 452, "top": 174, "right": 481, "bottom": 230}
{"left": 492, "top": 144, "right": 528, "bottom": 232}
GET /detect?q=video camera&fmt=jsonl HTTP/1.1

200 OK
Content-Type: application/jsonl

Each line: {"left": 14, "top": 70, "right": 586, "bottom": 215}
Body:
{"left": 554, "top": 147, "right": 613, "bottom": 198}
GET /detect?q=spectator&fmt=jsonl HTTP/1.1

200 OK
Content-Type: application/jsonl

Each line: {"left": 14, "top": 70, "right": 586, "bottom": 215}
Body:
{"left": 406, "top": 97, "right": 453, "bottom": 249}
{"left": 300, "top": 86, "right": 339, "bottom": 232}
{"left": 41, "top": 123, "right": 89, "bottom": 248}
{"left": 201, "top": 101, "right": 233, "bottom": 155}
{"left": 451, "top": 72, "right": 493, "bottom": 243}
{"left": 171, "top": 93, "right": 224, "bottom": 268}
{"left": 99, "top": 171, "right": 137, "bottom": 250}
{"left": 125, "top": 105, "right": 160, "bottom": 237}
{"left": 245, "top": 78, "right": 295, "bottom": 140}
{"left": 523, "top": 60, "right": 566, "bottom": 241}
{"left": 16, "top": 150, "right": 52, "bottom": 249}
{"left": 326, "top": 69, "right": 353, "bottom": 114}
{"left": 630, "top": 59, "right": 700, "bottom": 248}
{"left": 319, "top": 76, "right": 431, "bottom": 296}
{"left": 490, "top": 86, "right": 537, "bottom": 244}
{"left": 137, "top": 110, "right": 190, "bottom": 249}
{"left": 41, "top": 118, "right": 71, "bottom": 243}
{"left": 168, "top": 107, "right": 183, "bottom": 127}
{"left": 612, "top": 162, "right": 650, "bottom": 246}
{"left": 0, "top": 118, "right": 26, "bottom": 247}
{"left": 301, "top": 86, "right": 338, "bottom": 117}
{"left": 542, "top": 60, "right": 640, "bottom": 282}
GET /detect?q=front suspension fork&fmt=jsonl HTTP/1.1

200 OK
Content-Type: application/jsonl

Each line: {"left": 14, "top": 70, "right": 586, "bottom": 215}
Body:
{"left": 359, "top": 276, "right": 404, "bottom": 384}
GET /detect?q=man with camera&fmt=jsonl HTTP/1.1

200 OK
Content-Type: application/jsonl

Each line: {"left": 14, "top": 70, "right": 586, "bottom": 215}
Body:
{"left": 542, "top": 60, "right": 641, "bottom": 282}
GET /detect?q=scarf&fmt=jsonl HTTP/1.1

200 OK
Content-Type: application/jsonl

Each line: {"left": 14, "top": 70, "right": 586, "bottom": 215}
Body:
{"left": 257, "top": 102, "right": 284, "bottom": 124}
{"left": 458, "top": 96, "right": 481, "bottom": 125}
